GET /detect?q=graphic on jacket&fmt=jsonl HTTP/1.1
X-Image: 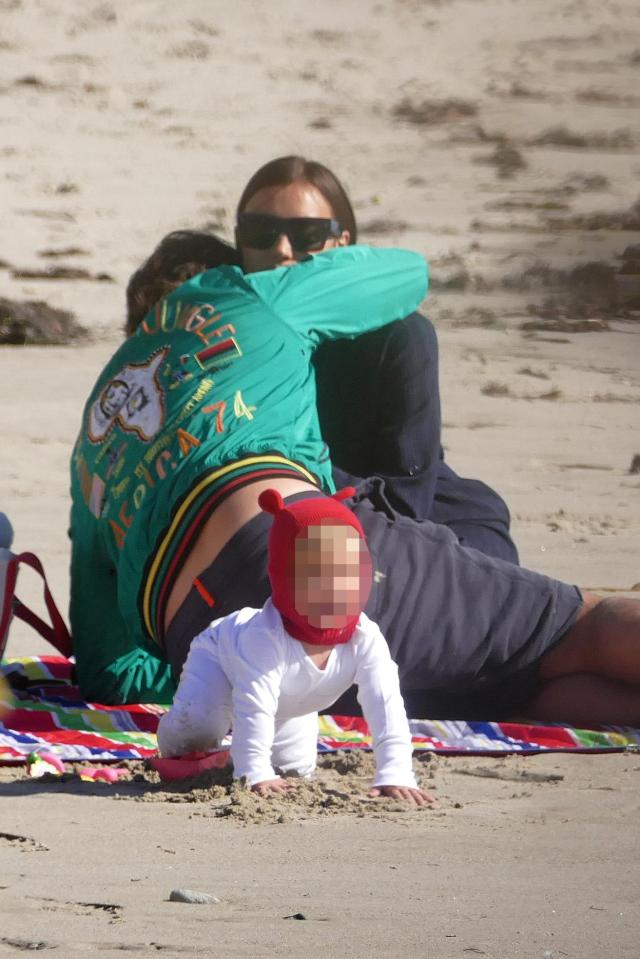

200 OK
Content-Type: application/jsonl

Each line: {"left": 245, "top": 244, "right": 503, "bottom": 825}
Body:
{"left": 88, "top": 349, "right": 168, "bottom": 443}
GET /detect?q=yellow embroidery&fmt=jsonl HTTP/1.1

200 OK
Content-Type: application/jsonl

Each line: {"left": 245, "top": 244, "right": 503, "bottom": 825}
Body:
{"left": 233, "top": 390, "right": 256, "bottom": 421}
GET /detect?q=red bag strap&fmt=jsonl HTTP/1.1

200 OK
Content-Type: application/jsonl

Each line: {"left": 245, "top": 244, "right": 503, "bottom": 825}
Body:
{"left": 3, "top": 552, "right": 72, "bottom": 658}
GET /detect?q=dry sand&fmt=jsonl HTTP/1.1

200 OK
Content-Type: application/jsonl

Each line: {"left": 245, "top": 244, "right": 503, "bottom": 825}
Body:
{"left": 1, "top": 0, "right": 639, "bottom": 956}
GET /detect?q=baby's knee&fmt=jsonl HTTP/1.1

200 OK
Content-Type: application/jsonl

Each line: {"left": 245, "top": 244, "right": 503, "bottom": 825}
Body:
{"left": 274, "top": 755, "right": 317, "bottom": 778}
{"left": 157, "top": 705, "right": 230, "bottom": 757}
{"left": 271, "top": 735, "right": 318, "bottom": 778}
{"left": 271, "top": 713, "right": 318, "bottom": 777}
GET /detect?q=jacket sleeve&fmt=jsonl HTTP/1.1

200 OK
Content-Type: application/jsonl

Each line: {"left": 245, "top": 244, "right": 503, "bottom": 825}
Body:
{"left": 249, "top": 245, "right": 428, "bottom": 345}
{"left": 69, "top": 521, "right": 175, "bottom": 705}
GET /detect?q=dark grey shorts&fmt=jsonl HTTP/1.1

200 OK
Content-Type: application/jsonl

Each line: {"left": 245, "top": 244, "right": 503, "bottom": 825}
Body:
{"left": 349, "top": 478, "right": 582, "bottom": 717}
{"left": 165, "top": 480, "right": 583, "bottom": 719}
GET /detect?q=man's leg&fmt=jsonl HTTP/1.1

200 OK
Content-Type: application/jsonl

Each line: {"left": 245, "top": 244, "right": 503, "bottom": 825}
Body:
{"left": 353, "top": 484, "right": 578, "bottom": 694}
{"left": 531, "top": 593, "right": 640, "bottom": 724}
{"left": 346, "top": 490, "right": 640, "bottom": 725}
{"left": 527, "top": 674, "right": 640, "bottom": 726}
{"left": 540, "top": 593, "right": 640, "bottom": 683}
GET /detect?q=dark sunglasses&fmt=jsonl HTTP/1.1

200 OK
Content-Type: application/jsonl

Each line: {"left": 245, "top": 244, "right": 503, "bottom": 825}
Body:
{"left": 236, "top": 213, "right": 342, "bottom": 252}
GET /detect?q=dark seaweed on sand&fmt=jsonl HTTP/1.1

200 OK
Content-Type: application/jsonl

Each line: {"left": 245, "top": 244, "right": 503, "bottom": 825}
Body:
{"left": 392, "top": 97, "right": 477, "bottom": 125}
{"left": 0, "top": 297, "right": 88, "bottom": 345}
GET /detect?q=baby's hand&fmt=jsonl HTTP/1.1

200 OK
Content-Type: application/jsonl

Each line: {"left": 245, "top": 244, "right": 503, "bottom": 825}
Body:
{"left": 251, "top": 777, "right": 291, "bottom": 797}
{"left": 368, "top": 785, "right": 434, "bottom": 807}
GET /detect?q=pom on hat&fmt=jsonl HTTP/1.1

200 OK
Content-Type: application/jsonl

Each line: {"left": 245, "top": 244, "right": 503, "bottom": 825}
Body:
{"left": 258, "top": 489, "right": 285, "bottom": 515}
{"left": 259, "top": 488, "right": 356, "bottom": 517}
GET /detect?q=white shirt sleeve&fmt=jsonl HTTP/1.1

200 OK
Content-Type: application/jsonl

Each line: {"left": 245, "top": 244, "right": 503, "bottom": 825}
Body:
{"left": 353, "top": 615, "right": 417, "bottom": 789}
{"left": 229, "top": 633, "right": 288, "bottom": 785}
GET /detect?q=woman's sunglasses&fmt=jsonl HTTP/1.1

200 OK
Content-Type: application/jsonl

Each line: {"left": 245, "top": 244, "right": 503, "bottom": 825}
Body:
{"left": 236, "top": 213, "right": 342, "bottom": 252}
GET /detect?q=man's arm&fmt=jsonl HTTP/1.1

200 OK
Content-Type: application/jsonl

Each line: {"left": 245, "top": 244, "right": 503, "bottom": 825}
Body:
{"left": 249, "top": 245, "right": 428, "bottom": 344}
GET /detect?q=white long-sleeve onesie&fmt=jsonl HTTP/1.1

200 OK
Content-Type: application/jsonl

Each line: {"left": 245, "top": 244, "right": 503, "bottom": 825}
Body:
{"left": 157, "top": 599, "right": 417, "bottom": 788}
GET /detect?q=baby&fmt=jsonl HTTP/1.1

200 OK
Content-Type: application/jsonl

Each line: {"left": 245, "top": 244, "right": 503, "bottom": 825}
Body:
{"left": 157, "top": 489, "right": 431, "bottom": 806}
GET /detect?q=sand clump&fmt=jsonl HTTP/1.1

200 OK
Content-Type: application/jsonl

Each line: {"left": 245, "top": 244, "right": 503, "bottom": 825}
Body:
{"left": 10, "top": 264, "right": 114, "bottom": 283}
{"left": 3, "top": 751, "right": 439, "bottom": 825}
{"left": 120, "top": 751, "right": 436, "bottom": 824}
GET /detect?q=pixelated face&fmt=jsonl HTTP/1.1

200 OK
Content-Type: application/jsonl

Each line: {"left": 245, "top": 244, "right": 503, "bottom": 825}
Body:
{"left": 293, "top": 523, "right": 370, "bottom": 629}
{"left": 100, "top": 379, "right": 130, "bottom": 417}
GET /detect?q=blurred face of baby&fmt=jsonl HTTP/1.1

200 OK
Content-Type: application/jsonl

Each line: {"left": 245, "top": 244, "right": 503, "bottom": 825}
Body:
{"left": 293, "top": 524, "right": 366, "bottom": 629}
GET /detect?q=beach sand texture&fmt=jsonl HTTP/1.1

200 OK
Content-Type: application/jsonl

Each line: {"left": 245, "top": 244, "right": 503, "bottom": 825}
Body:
{"left": 1, "top": 0, "right": 639, "bottom": 956}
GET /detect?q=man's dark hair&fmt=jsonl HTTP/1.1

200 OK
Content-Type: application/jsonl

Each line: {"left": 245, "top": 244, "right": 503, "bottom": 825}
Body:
{"left": 125, "top": 230, "right": 240, "bottom": 336}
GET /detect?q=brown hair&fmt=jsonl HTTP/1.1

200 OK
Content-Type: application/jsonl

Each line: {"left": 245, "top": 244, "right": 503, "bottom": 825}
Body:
{"left": 125, "top": 230, "right": 240, "bottom": 336}
{"left": 236, "top": 156, "right": 357, "bottom": 243}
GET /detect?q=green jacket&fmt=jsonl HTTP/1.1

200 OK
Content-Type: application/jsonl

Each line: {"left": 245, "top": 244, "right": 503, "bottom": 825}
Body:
{"left": 70, "top": 245, "right": 428, "bottom": 703}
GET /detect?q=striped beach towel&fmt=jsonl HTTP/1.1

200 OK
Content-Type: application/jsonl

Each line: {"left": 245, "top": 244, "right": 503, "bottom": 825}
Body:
{"left": 2, "top": 656, "right": 639, "bottom": 764}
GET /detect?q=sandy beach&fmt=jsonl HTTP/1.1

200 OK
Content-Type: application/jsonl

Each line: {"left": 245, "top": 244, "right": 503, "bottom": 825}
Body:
{"left": 1, "top": 0, "right": 639, "bottom": 955}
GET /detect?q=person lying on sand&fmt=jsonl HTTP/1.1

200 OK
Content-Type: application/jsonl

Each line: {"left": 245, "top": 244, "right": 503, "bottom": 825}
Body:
{"left": 73, "top": 229, "right": 640, "bottom": 730}
{"left": 157, "top": 487, "right": 432, "bottom": 807}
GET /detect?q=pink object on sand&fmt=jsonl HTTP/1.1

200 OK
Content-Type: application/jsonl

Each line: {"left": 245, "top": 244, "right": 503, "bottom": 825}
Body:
{"left": 149, "top": 750, "right": 231, "bottom": 782}
{"left": 77, "top": 766, "right": 129, "bottom": 783}
{"left": 26, "top": 750, "right": 65, "bottom": 776}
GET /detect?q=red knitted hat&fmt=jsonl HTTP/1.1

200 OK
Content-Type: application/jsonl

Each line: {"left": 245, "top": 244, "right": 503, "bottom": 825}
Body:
{"left": 258, "top": 488, "right": 372, "bottom": 646}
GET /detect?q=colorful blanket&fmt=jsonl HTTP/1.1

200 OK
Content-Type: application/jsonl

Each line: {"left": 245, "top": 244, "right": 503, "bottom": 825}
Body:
{"left": 2, "top": 656, "right": 639, "bottom": 764}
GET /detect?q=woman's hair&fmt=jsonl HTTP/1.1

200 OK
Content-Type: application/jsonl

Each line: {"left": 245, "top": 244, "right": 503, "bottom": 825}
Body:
{"left": 125, "top": 230, "right": 240, "bottom": 336}
{"left": 236, "top": 156, "right": 357, "bottom": 243}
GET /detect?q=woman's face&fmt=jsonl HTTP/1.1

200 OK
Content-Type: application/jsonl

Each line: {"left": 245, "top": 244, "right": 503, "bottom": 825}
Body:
{"left": 239, "top": 181, "right": 351, "bottom": 274}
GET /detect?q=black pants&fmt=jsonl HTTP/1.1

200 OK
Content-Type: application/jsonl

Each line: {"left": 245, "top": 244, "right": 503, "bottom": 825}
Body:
{"left": 314, "top": 312, "right": 519, "bottom": 564}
